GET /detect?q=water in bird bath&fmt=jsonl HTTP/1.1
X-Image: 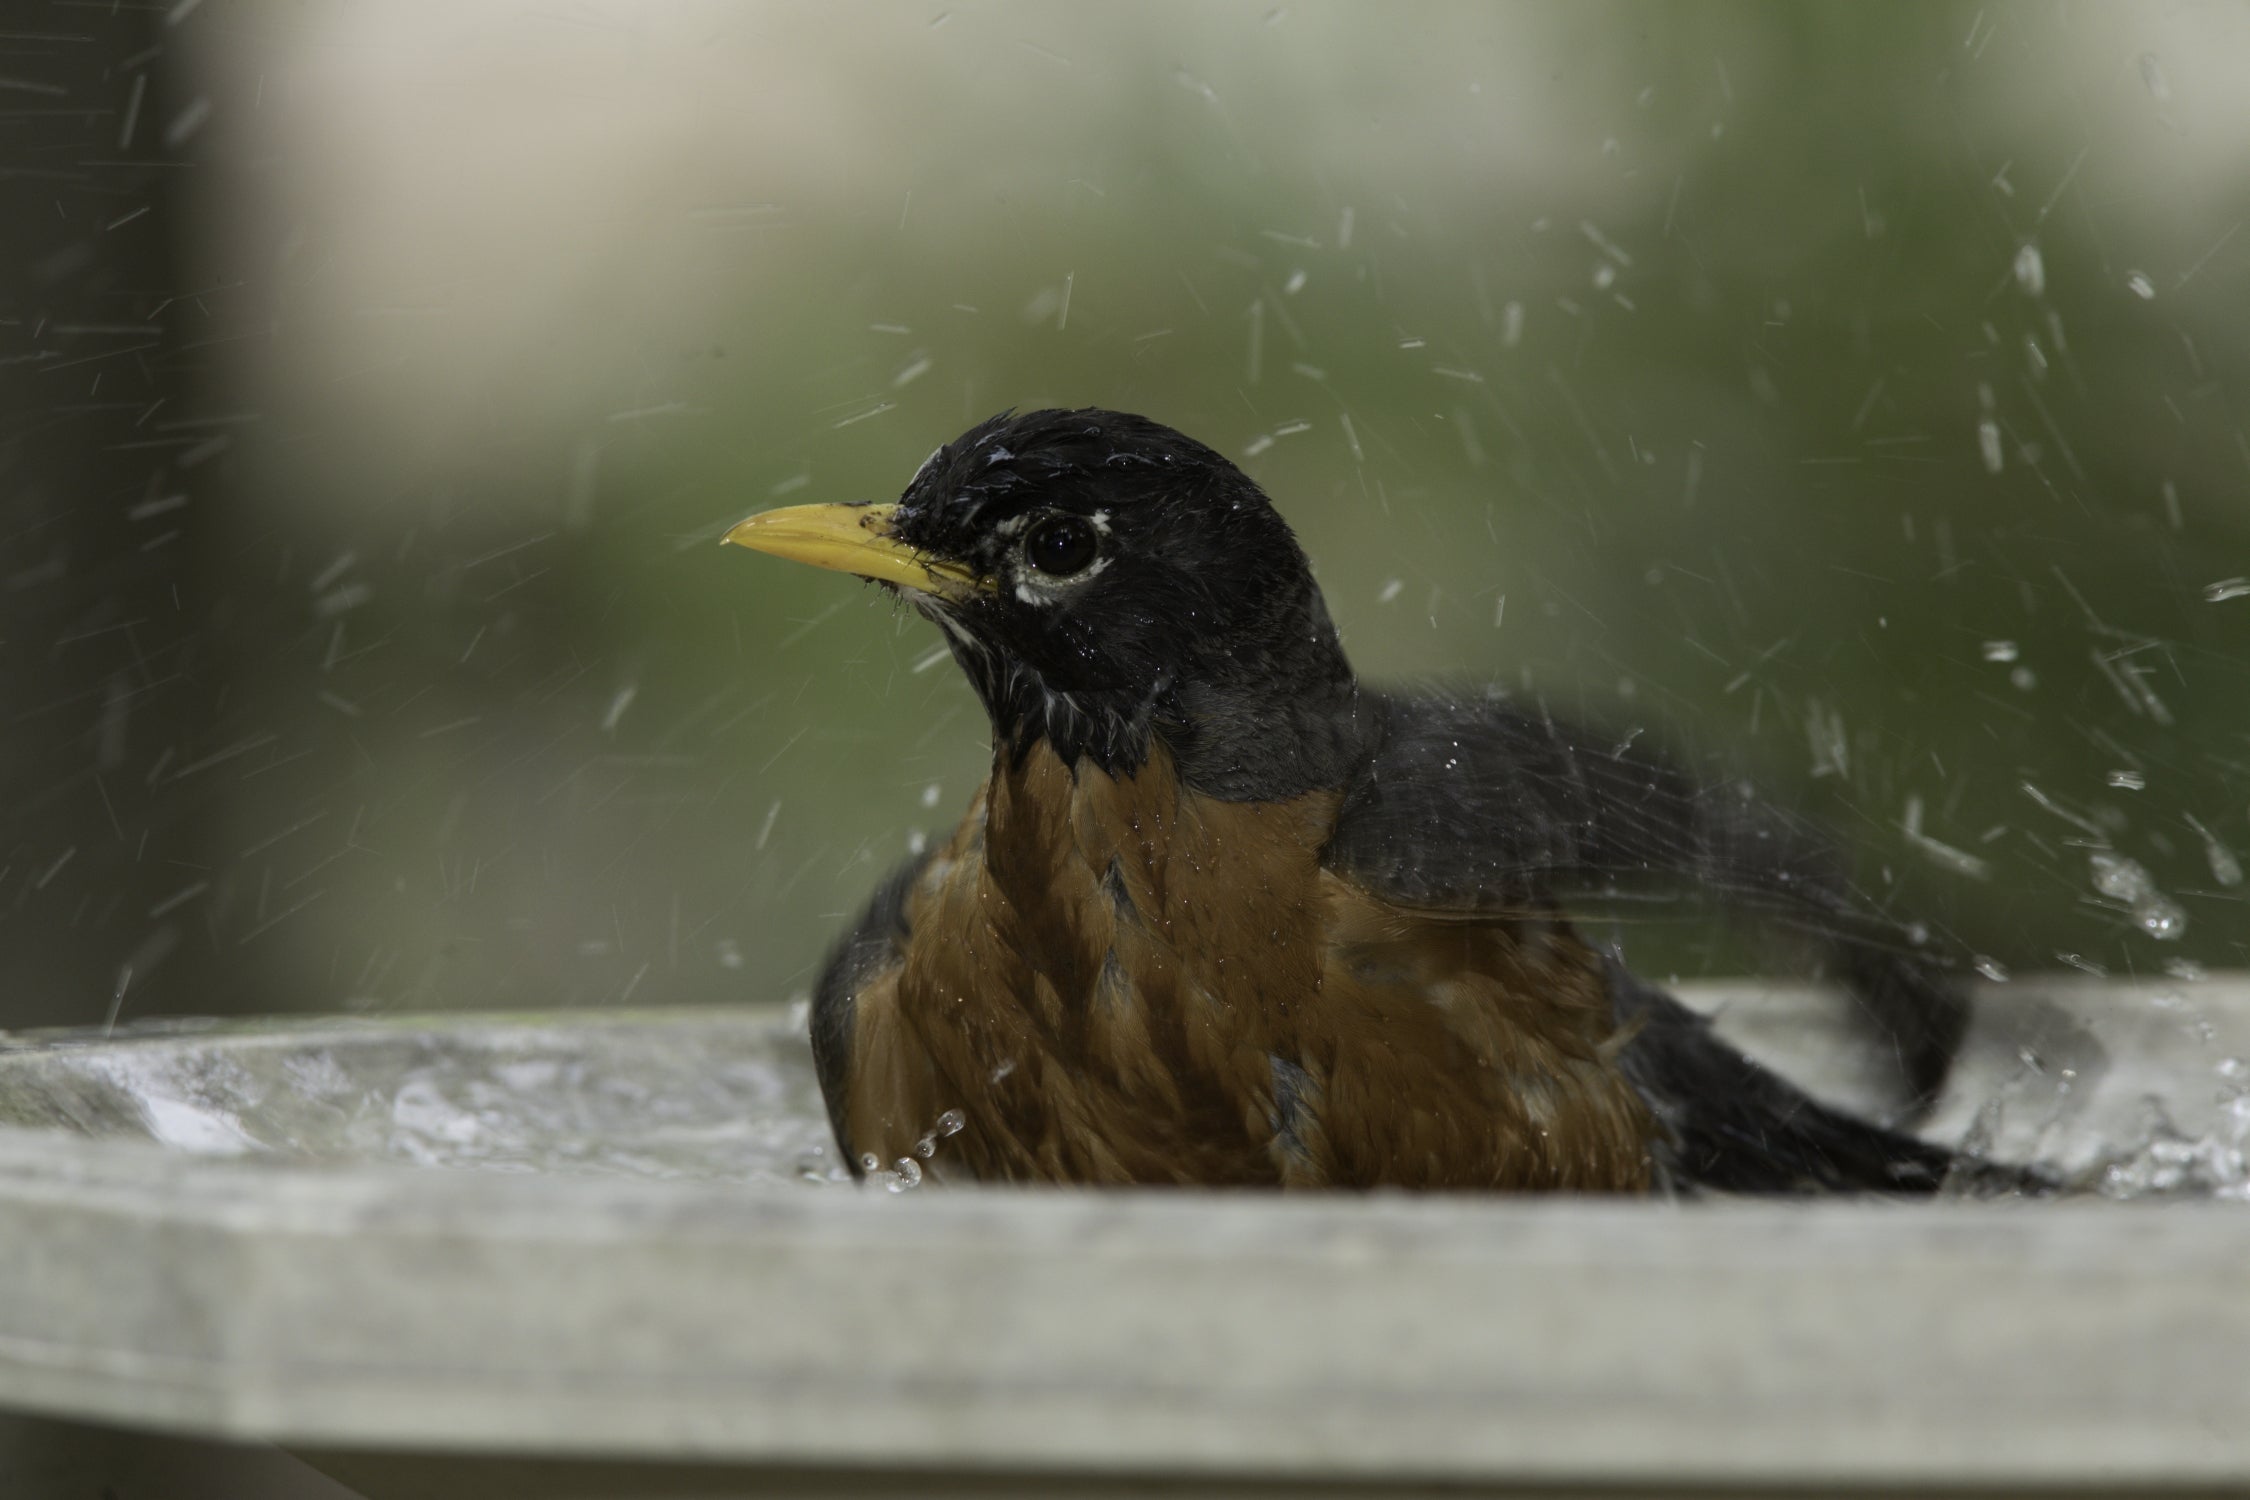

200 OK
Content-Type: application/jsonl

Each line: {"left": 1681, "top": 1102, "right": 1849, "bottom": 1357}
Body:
{"left": 4, "top": 979, "right": 2249, "bottom": 1200}
{"left": 0, "top": 1006, "right": 849, "bottom": 1186}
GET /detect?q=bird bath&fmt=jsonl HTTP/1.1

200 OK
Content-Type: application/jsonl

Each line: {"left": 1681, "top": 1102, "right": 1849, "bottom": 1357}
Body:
{"left": 0, "top": 1006, "right": 842, "bottom": 1186}
{"left": 1, "top": 979, "right": 2247, "bottom": 1498}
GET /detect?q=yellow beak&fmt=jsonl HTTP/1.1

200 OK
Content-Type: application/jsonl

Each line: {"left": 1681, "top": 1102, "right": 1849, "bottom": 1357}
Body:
{"left": 721, "top": 502, "right": 985, "bottom": 598}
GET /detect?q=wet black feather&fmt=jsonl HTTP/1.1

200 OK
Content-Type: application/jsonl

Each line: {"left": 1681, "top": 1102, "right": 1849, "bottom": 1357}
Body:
{"left": 809, "top": 848, "right": 930, "bottom": 1172}
{"left": 1605, "top": 960, "right": 1953, "bottom": 1194}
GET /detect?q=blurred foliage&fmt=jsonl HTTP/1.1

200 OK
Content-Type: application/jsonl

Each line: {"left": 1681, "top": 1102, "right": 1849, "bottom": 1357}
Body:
{"left": 5, "top": 2, "right": 2245, "bottom": 1027}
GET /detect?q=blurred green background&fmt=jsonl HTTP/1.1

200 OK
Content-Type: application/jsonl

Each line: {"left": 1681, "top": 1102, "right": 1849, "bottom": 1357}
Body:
{"left": 3, "top": 1, "right": 2244, "bottom": 1031}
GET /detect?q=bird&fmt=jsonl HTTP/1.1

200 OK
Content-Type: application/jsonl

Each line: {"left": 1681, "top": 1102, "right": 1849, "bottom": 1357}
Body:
{"left": 723, "top": 407, "right": 2005, "bottom": 1195}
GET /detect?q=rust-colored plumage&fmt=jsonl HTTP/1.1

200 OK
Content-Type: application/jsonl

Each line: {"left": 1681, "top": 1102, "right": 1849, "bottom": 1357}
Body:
{"left": 842, "top": 742, "right": 1652, "bottom": 1188}
{"left": 731, "top": 408, "right": 2005, "bottom": 1196}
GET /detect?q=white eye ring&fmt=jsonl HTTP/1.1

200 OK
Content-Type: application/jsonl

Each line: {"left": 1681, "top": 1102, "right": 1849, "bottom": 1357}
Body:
{"left": 1002, "top": 509, "right": 1114, "bottom": 605}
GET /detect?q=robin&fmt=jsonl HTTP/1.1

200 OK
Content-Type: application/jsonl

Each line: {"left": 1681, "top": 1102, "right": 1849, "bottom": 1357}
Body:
{"left": 725, "top": 408, "right": 2002, "bottom": 1194}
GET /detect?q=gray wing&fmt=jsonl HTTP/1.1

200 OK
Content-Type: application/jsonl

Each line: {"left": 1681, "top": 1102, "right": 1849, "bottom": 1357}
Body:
{"left": 1321, "top": 690, "right": 1969, "bottom": 1107}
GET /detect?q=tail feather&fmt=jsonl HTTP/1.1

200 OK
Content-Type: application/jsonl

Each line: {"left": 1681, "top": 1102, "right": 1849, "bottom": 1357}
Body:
{"left": 1608, "top": 962, "right": 2036, "bottom": 1196}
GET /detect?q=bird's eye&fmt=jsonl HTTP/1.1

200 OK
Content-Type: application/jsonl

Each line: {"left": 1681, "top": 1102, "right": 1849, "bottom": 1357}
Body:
{"left": 1022, "top": 515, "right": 1099, "bottom": 577}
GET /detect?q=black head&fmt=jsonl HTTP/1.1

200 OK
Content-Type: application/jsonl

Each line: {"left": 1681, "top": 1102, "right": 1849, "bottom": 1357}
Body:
{"left": 727, "top": 408, "right": 1364, "bottom": 799}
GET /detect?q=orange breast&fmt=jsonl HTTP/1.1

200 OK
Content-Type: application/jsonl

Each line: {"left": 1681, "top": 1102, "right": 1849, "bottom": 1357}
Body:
{"left": 842, "top": 742, "right": 1655, "bottom": 1191}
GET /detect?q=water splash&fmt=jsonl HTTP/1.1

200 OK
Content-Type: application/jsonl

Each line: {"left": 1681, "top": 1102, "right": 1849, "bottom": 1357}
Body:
{"left": 0, "top": 1010, "right": 847, "bottom": 1186}
{"left": 2087, "top": 851, "right": 2186, "bottom": 940}
{"left": 2097, "top": 1072, "right": 2250, "bottom": 1201}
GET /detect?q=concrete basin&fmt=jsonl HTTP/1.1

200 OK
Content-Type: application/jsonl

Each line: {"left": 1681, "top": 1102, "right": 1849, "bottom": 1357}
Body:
{"left": 0, "top": 978, "right": 2243, "bottom": 1497}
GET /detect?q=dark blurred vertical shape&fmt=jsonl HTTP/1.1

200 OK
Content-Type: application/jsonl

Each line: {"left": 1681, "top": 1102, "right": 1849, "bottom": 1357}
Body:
{"left": 0, "top": 3, "right": 219, "bottom": 1027}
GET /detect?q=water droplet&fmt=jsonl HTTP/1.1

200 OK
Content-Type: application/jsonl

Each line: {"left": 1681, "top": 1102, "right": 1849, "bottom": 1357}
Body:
{"left": 1592, "top": 261, "right": 1617, "bottom": 291}
{"left": 1977, "top": 418, "right": 2004, "bottom": 474}
{"left": 891, "top": 1157, "right": 923, "bottom": 1189}
{"left": 860, "top": 1152, "right": 880, "bottom": 1173}
{"left": 2139, "top": 52, "right": 2172, "bottom": 103}
{"left": 2134, "top": 893, "right": 2187, "bottom": 941}
{"left": 1973, "top": 955, "right": 2010, "bottom": 982}
{"left": 1982, "top": 640, "right": 2019, "bottom": 663}
{"left": 2089, "top": 852, "right": 2188, "bottom": 941}
{"left": 936, "top": 1108, "right": 967, "bottom": 1137}
{"left": 715, "top": 938, "right": 744, "bottom": 970}
{"left": 2205, "top": 577, "right": 2250, "bottom": 603}
{"left": 921, "top": 782, "right": 942, "bottom": 808}
{"left": 2009, "top": 666, "right": 2037, "bottom": 691}
{"left": 2012, "top": 242, "right": 2045, "bottom": 298}
{"left": 2108, "top": 769, "right": 2147, "bottom": 791}
{"left": 2126, "top": 271, "right": 2156, "bottom": 300}
{"left": 1377, "top": 578, "right": 1404, "bottom": 604}
{"left": 2196, "top": 829, "right": 2242, "bottom": 888}
{"left": 2089, "top": 850, "right": 2153, "bottom": 902}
